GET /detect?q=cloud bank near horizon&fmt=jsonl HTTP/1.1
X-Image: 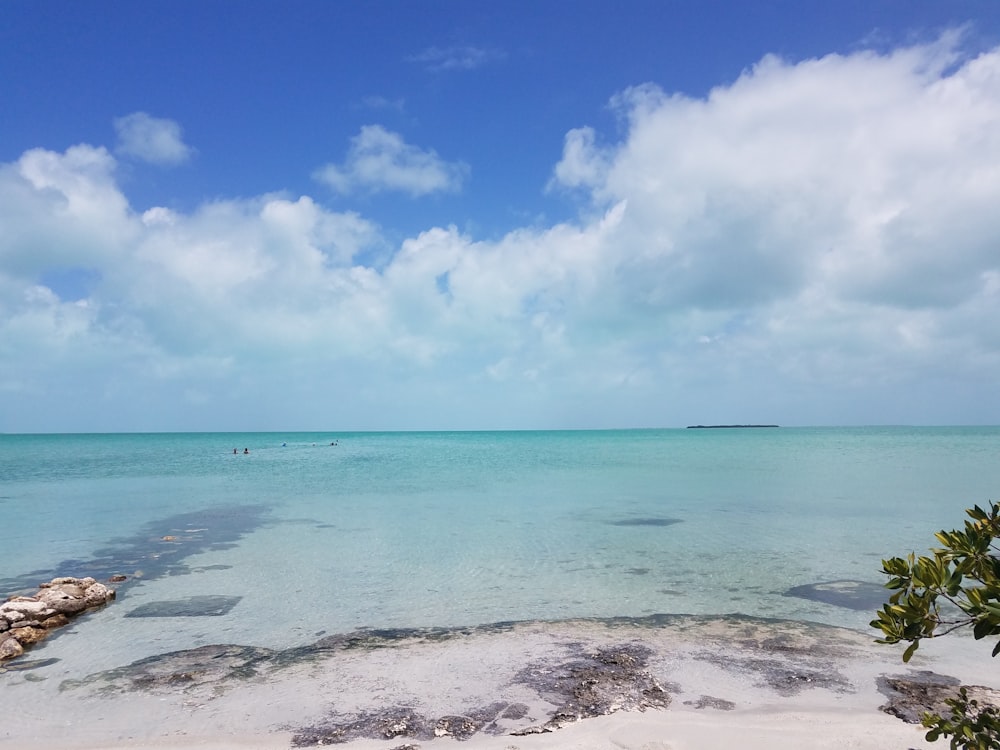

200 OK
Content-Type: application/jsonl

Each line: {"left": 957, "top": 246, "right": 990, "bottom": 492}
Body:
{"left": 2, "top": 36, "right": 999, "bottom": 431}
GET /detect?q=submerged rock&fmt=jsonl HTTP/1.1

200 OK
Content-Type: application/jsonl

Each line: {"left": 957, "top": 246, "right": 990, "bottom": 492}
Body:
{"left": 124, "top": 595, "right": 242, "bottom": 618}
{"left": 61, "top": 643, "right": 276, "bottom": 693}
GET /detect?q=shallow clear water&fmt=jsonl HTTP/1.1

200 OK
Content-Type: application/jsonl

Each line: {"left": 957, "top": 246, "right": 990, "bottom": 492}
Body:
{"left": 2, "top": 427, "right": 999, "bottom": 670}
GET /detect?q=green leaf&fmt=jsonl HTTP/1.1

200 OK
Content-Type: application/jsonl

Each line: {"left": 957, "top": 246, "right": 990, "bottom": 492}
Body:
{"left": 973, "top": 618, "right": 994, "bottom": 640}
{"left": 902, "top": 641, "right": 919, "bottom": 663}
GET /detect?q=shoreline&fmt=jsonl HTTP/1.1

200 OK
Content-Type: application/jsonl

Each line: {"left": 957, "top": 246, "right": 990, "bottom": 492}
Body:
{"left": 3, "top": 613, "right": 995, "bottom": 750}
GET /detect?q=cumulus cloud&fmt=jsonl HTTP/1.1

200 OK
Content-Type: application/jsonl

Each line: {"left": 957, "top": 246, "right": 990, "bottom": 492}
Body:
{"left": 547, "top": 127, "right": 611, "bottom": 191}
{"left": 3, "top": 34, "right": 1000, "bottom": 430}
{"left": 552, "top": 38, "right": 1000, "bottom": 315}
{"left": 314, "top": 125, "right": 468, "bottom": 197}
{"left": 114, "top": 112, "right": 194, "bottom": 165}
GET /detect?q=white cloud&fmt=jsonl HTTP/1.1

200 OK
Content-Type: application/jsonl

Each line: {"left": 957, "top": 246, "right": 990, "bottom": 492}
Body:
{"left": 114, "top": 112, "right": 194, "bottom": 165}
{"left": 360, "top": 95, "right": 406, "bottom": 112}
{"left": 552, "top": 37, "right": 1000, "bottom": 317}
{"left": 406, "top": 44, "right": 503, "bottom": 72}
{"left": 547, "top": 127, "right": 610, "bottom": 191}
{"left": 0, "top": 145, "right": 135, "bottom": 276}
{"left": 315, "top": 125, "right": 469, "bottom": 197}
{"left": 4, "top": 34, "right": 1000, "bottom": 430}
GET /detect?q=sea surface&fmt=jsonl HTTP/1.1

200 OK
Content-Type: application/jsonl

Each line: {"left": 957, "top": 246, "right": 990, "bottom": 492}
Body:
{"left": 2, "top": 427, "right": 999, "bottom": 675}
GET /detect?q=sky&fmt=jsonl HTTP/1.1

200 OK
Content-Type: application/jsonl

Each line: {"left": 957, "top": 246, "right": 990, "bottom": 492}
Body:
{"left": 3, "top": 1, "right": 1000, "bottom": 432}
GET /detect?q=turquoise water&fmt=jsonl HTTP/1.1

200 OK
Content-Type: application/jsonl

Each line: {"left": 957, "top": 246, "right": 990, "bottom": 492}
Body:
{"left": 2, "top": 427, "right": 999, "bottom": 668}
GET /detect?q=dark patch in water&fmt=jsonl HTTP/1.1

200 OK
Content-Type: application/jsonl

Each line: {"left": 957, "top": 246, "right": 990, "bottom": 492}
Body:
{"left": 0, "top": 657, "right": 60, "bottom": 672}
{"left": 607, "top": 518, "right": 682, "bottom": 527}
{"left": 0, "top": 505, "right": 269, "bottom": 595}
{"left": 124, "top": 595, "right": 242, "bottom": 618}
{"left": 784, "top": 580, "right": 889, "bottom": 611}
{"left": 625, "top": 568, "right": 650, "bottom": 575}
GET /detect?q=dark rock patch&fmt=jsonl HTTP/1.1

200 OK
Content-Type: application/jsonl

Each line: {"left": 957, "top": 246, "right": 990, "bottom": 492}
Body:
{"left": 696, "top": 650, "right": 850, "bottom": 696}
{"left": 784, "top": 580, "right": 889, "bottom": 611}
{"left": 877, "top": 671, "right": 1000, "bottom": 724}
{"left": 511, "top": 643, "right": 672, "bottom": 734}
{"left": 607, "top": 518, "right": 682, "bottom": 527}
{"left": 693, "top": 628, "right": 853, "bottom": 697}
{"left": 291, "top": 702, "right": 531, "bottom": 746}
{"left": 124, "top": 595, "right": 242, "bottom": 618}
{"left": 288, "top": 642, "right": 673, "bottom": 745}
{"left": 61, "top": 644, "right": 275, "bottom": 694}
{"left": 684, "top": 695, "right": 736, "bottom": 710}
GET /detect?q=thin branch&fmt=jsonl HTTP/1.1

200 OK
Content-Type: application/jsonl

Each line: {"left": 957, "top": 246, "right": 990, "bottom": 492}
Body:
{"left": 927, "top": 618, "right": 979, "bottom": 638}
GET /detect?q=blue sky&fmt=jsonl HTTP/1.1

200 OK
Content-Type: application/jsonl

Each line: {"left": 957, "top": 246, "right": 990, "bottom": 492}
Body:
{"left": 2, "top": 1, "right": 1000, "bottom": 431}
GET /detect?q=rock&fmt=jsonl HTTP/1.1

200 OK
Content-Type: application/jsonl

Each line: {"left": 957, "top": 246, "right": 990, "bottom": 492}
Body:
{"left": 109, "top": 574, "right": 128, "bottom": 583}
{"left": 10, "top": 626, "right": 47, "bottom": 646}
{"left": 0, "top": 575, "right": 117, "bottom": 662}
{"left": 0, "top": 635, "right": 24, "bottom": 660}
{"left": 1, "top": 599, "right": 55, "bottom": 621}
{"left": 878, "top": 671, "right": 1000, "bottom": 724}
{"left": 38, "top": 587, "right": 88, "bottom": 615}
{"left": 41, "top": 614, "right": 70, "bottom": 630}
{"left": 84, "top": 582, "right": 115, "bottom": 607}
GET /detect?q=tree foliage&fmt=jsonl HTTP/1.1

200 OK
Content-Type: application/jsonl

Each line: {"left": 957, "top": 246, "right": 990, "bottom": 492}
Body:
{"left": 922, "top": 688, "right": 1000, "bottom": 750}
{"left": 871, "top": 501, "right": 1000, "bottom": 749}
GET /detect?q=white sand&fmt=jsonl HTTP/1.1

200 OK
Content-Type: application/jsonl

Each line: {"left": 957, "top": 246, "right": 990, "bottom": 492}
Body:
{"left": 2, "top": 616, "right": 993, "bottom": 750}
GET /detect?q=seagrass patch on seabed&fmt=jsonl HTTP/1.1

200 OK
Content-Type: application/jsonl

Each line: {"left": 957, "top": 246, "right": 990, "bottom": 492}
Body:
{"left": 607, "top": 517, "right": 683, "bottom": 527}
{"left": 124, "top": 595, "right": 242, "bottom": 617}
{"left": 784, "top": 580, "right": 889, "bottom": 611}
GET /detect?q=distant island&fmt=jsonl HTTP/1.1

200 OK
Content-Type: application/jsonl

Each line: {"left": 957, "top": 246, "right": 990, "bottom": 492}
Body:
{"left": 686, "top": 424, "right": 779, "bottom": 429}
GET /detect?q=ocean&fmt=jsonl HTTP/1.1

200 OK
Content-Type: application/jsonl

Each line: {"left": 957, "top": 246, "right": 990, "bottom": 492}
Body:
{"left": 2, "top": 426, "right": 999, "bottom": 678}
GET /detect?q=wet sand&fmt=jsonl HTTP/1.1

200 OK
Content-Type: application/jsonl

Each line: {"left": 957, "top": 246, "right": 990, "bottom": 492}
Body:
{"left": 1, "top": 614, "right": 994, "bottom": 750}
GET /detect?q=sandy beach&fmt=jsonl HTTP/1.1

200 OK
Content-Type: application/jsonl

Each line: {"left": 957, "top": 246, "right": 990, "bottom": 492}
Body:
{"left": 3, "top": 614, "right": 994, "bottom": 750}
